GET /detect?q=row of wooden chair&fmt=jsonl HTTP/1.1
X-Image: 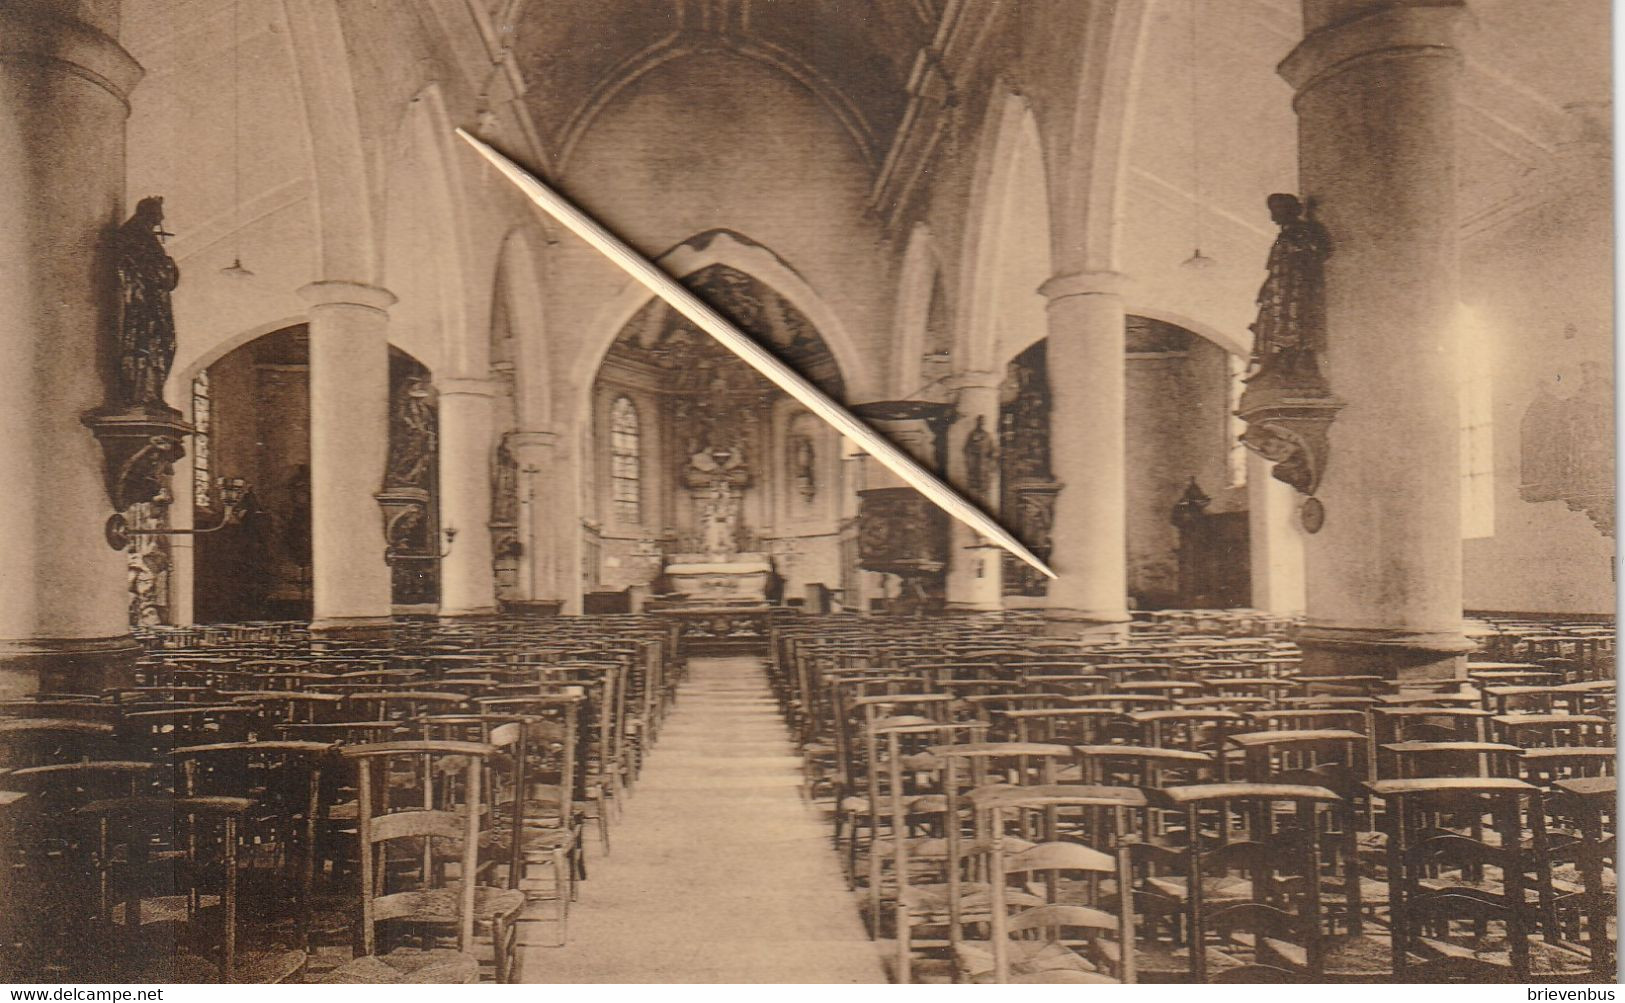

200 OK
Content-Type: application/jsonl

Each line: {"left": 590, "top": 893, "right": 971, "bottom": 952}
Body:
{"left": 769, "top": 611, "right": 1614, "bottom": 983}
{"left": 1, "top": 614, "right": 686, "bottom": 983}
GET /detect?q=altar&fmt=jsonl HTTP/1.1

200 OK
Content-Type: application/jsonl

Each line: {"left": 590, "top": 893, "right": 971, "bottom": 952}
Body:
{"left": 663, "top": 551, "right": 772, "bottom": 602}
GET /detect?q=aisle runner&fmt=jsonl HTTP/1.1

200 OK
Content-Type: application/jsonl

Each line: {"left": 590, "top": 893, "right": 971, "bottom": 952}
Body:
{"left": 520, "top": 656, "right": 885, "bottom": 983}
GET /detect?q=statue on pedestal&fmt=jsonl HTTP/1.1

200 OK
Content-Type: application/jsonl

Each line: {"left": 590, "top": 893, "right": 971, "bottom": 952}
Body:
{"left": 962, "top": 414, "right": 997, "bottom": 504}
{"left": 1247, "top": 193, "right": 1331, "bottom": 386}
{"left": 385, "top": 376, "right": 437, "bottom": 490}
{"left": 114, "top": 196, "right": 181, "bottom": 413}
{"left": 491, "top": 436, "right": 519, "bottom": 524}
{"left": 1237, "top": 193, "right": 1342, "bottom": 531}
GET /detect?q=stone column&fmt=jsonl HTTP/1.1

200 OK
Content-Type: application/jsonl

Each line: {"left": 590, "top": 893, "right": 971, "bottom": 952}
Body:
{"left": 944, "top": 372, "right": 1003, "bottom": 609}
{"left": 1039, "top": 271, "right": 1130, "bottom": 633}
{"left": 508, "top": 431, "right": 560, "bottom": 608}
{"left": 1280, "top": 0, "right": 1470, "bottom": 679}
{"left": 436, "top": 377, "right": 497, "bottom": 617}
{"left": 0, "top": 7, "right": 145, "bottom": 696}
{"left": 1247, "top": 451, "right": 1306, "bottom": 614}
{"left": 300, "top": 281, "right": 396, "bottom": 636}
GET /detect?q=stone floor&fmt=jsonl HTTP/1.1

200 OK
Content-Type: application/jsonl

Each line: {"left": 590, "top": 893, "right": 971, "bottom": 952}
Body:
{"left": 516, "top": 655, "right": 887, "bottom": 983}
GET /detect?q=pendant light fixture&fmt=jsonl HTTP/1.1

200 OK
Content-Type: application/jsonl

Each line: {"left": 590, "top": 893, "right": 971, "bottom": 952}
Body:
{"left": 221, "top": 0, "right": 254, "bottom": 279}
{"left": 1181, "top": 0, "right": 1215, "bottom": 270}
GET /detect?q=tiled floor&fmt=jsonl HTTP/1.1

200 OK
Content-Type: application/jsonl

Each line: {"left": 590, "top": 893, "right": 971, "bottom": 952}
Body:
{"left": 516, "top": 655, "right": 886, "bottom": 983}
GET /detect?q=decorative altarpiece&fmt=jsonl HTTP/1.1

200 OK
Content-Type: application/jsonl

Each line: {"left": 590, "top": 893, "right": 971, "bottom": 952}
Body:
{"left": 597, "top": 262, "right": 846, "bottom": 566}
{"left": 1000, "top": 340, "right": 1059, "bottom": 597}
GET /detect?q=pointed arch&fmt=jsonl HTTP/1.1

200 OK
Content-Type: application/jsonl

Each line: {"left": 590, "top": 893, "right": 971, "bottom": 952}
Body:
{"left": 382, "top": 84, "right": 474, "bottom": 376}
{"left": 570, "top": 229, "right": 872, "bottom": 431}
{"left": 493, "top": 226, "right": 552, "bottom": 428}
{"left": 960, "top": 91, "right": 1055, "bottom": 372}
{"left": 891, "top": 222, "right": 943, "bottom": 397}
{"left": 281, "top": 0, "right": 378, "bottom": 281}
{"left": 1058, "top": 0, "right": 1153, "bottom": 273}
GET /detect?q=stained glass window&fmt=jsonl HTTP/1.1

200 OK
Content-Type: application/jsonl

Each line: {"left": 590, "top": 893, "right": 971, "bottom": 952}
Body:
{"left": 610, "top": 396, "right": 641, "bottom": 523}
{"left": 192, "top": 371, "right": 213, "bottom": 510}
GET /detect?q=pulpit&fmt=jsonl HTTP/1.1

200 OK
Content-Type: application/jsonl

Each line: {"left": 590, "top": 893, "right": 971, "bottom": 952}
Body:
{"left": 851, "top": 401, "right": 954, "bottom": 614}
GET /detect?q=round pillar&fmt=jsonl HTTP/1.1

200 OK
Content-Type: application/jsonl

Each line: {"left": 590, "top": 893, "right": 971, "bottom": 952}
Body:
{"left": 1280, "top": 0, "right": 1471, "bottom": 680}
{"left": 436, "top": 377, "right": 497, "bottom": 617}
{"left": 0, "top": 7, "right": 145, "bottom": 695}
{"left": 1246, "top": 450, "right": 1307, "bottom": 614}
{"left": 300, "top": 280, "right": 396, "bottom": 637}
{"left": 945, "top": 372, "right": 1003, "bottom": 609}
{"left": 1040, "top": 271, "right": 1130, "bottom": 634}
{"left": 507, "top": 431, "right": 561, "bottom": 609}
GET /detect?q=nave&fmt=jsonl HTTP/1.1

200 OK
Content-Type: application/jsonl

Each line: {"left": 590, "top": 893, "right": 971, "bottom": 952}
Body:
{"left": 520, "top": 656, "right": 882, "bottom": 983}
{"left": 0, "top": 0, "right": 1615, "bottom": 987}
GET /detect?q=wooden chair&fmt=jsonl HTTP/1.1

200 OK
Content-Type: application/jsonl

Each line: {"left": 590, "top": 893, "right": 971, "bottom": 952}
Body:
{"left": 0, "top": 791, "right": 27, "bottom": 979}
{"left": 172, "top": 740, "right": 337, "bottom": 953}
{"left": 887, "top": 739, "right": 1083, "bottom": 981}
{"left": 954, "top": 785, "right": 1144, "bottom": 984}
{"left": 428, "top": 707, "right": 580, "bottom": 946}
{"left": 322, "top": 741, "right": 525, "bottom": 984}
{"left": 1153, "top": 783, "right": 1343, "bottom": 983}
{"left": 1365, "top": 777, "right": 1568, "bottom": 982}
{"left": 861, "top": 716, "right": 986, "bottom": 951}
{"left": 76, "top": 794, "right": 303, "bottom": 982}
{"left": 1493, "top": 712, "right": 1612, "bottom": 749}
{"left": 1550, "top": 775, "right": 1615, "bottom": 979}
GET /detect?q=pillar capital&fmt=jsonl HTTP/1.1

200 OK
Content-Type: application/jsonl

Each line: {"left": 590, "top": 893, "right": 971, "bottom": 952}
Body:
{"left": 946, "top": 370, "right": 1002, "bottom": 393}
{"left": 298, "top": 280, "right": 396, "bottom": 313}
{"left": 0, "top": 6, "right": 144, "bottom": 106}
{"left": 1039, "top": 270, "right": 1127, "bottom": 303}
{"left": 505, "top": 430, "right": 558, "bottom": 466}
{"left": 436, "top": 376, "right": 496, "bottom": 399}
{"left": 1281, "top": 2, "right": 1467, "bottom": 99}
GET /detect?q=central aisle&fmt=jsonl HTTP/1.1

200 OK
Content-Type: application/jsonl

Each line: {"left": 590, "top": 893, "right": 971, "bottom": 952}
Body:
{"left": 519, "top": 655, "right": 886, "bottom": 983}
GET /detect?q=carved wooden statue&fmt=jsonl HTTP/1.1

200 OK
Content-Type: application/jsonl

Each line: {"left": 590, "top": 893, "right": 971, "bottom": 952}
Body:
{"left": 491, "top": 436, "right": 519, "bottom": 524}
{"left": 114, "top": 196, "right": 181, "bottom": 412}
{"left": 962, "top": 414, "right": 997, "bottom": 502}
{"left": 1237, "top": 194, "right": 1342, "bottom": 530}
{"left": 1248, "top": 193, "right": 1331, "bottom": 383}
{"left": 385, "top": 376, "right": 437, "bottom": 489}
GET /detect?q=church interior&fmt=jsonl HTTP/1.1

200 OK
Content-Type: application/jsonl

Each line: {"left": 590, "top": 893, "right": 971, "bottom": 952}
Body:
{"left": 0, "top": 0, "right": 1615, "bottom": 985}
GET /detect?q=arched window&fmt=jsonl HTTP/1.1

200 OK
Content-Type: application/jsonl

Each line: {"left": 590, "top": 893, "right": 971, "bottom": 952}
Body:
{"left": 609, "top": 396, "right": 641, "bottom": 523}
{"left": 191, "top": 370, "right": 213, "bottom": 510}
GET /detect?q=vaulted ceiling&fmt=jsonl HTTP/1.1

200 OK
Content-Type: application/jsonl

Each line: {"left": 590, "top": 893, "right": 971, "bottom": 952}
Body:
{"left": 493, "top": 0, "right": 940, "bottom": 167}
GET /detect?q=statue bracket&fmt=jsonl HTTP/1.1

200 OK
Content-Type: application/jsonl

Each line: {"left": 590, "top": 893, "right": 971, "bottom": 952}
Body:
{"left": 83, "top": 407, "right": 194, "bottom": 548}
{"left": 1236, "top": 377, "right": 1344, "bottom": 532}
{"left": 377, "top": 487, "right": 454, "bottom": 560}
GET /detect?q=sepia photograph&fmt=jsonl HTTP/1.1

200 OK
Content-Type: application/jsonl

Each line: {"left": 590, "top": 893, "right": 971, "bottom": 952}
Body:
{"left": 0, "top": 0, "right": 1616, "bottom": 987}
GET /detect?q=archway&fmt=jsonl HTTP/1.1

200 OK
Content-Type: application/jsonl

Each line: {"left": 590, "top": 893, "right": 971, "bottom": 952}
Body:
{"left": 997, "top": 315, "right": 1249, "bottom": 611}
{"left": 187, "top": 326, "right": 437, "bottom": 622}
{"left": 583, "top": 264, "right": 848, "bottom": 609}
